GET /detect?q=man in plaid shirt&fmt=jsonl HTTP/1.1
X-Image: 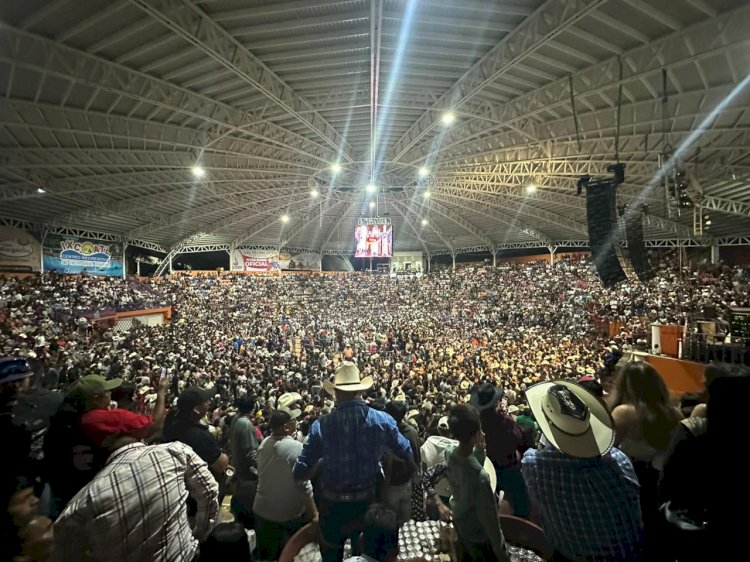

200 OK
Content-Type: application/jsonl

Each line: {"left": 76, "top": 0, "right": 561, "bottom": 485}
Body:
{"left": 52, "top": 432, "right": 219, "bottom": 562}
{"left": 522, "top": 380, "right": 643, "bottom": 562}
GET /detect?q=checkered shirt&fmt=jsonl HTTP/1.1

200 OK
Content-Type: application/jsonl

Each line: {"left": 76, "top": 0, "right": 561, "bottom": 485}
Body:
{"left": 521, "top": 445, "right": 644, "bottom": 561}
{"left": 53, "top": 441, "right": 219, "bottom": 562}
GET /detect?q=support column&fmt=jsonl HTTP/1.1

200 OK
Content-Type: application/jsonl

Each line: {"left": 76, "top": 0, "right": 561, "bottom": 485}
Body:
{"left": 451, "top": 253, "right": 456, "bottom": 271}
{"left": 711, "top": 244, "right": 720, "bottom": 265}
{"left": 548, "top": 245, "right": 558, "bottom": 267}
{"left": 426, "top": 254, "right": 431, "bottom": 272}
{"left": 492, "top": 250, "right": 498, "bottom": 268}
{"left": 169, "top": 255, "right": 173, "bottom": 274}
{"left": 136, "top": 260, "right": 141, "bottom": 277}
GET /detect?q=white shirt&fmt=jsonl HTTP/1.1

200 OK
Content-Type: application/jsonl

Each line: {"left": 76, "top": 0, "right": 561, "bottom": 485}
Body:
{"left": 53, "top": 442, "right": 219, "bottom": 562}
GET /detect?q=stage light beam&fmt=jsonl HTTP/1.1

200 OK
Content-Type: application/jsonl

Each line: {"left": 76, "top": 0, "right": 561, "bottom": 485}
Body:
{"left": 441, "top": 111, "right": 455, "bottom": 126}
{"left": 281, "top": 214, "right": 290, "bottom": 223}
{"left": 191, "top": 165, "right": 205, "bottom": 178}
{"left": 418, "top": 166, "right": 429, "bottom": 178}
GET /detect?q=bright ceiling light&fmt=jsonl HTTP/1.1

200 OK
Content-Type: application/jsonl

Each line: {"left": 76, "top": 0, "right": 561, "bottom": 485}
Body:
{"left": 310, "top": 188, "right": 320, "bottom": 198}
{"left": 422, "top": 219, "right": 428, "bottom": 226}
{"left": 330, "top": 163, "right": 342, "bottom": 173}
{"left": 526, "top": 183, "right": 537, "bottom": 193}
{"left": 36, "top": 188, "right": 46, "bottom": 194}
{"left": 191, "top": 165, "right": 205, "bottom": 178}
{"left": 423, "top": 191, "right": 431, "bottom": 198}
{"left": 441, "top": 111, "right": 455, "bottom": 126}
{"left": 366, "top": 183, "right": 376, "bottom": 193}
{"left": 418, "top": 166, "right": 429, "bottom": 178}
{"left": 281, "top": 214, "right": 290, "bottom": 223}
{"left": 369, "top": 201, "right": 375, "bottom": 209}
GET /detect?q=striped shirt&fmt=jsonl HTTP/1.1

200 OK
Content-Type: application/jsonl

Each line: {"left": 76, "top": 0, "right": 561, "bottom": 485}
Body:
{"left": 53, "top": 441, "right": 219, "bottom": 562}
{"left": 293, "top": 399, "right": 412, "bottom": 493}
{"left": 521, "top": 445, "right": 643, "bottom": 562}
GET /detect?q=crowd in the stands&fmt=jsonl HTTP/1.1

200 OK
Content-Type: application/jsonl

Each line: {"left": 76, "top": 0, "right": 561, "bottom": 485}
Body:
{"left": 1, "top": 253, "right": 749, "bottom": 561}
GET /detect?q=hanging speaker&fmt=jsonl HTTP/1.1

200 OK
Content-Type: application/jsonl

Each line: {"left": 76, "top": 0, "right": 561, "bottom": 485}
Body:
{"left": 586, "top": 180, "right": 626, "bottom": 288}
{"left": 624, "top": 210, "right": 653, "bottom": 282}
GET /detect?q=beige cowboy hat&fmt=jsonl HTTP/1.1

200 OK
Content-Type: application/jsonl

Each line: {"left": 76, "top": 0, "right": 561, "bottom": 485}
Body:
{"left": 322, "top": 361, "right": 373, "bottom": 396}
{"left": 526, "top": 380, "right": 614, "bottom": 459}
{"left": 277, "top": 391, "right": 303, "bottom": 409}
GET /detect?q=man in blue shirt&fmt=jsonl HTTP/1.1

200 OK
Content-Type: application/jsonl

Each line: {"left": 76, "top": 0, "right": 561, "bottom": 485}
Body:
{"left": 521, "top": 380, "right": 644, "bottom": 562}
{"left": 293, "top": 361, "right": 413, "bottom": 562}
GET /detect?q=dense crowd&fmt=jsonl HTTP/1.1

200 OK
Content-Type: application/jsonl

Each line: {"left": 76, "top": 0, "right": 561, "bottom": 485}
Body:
{"left": 1, "top": 253, "right": 749, "bottom": 561}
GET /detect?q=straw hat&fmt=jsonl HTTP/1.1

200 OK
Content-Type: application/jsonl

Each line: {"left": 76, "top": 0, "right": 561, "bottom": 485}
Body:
{"left": 277, "top": 391, "right": 303, "bottom": 409}
{"left": 525, "top": 380, "right": 614, "bottom": 458}
{"left": 322, "top": 361, "right": 373, "bottom": 396}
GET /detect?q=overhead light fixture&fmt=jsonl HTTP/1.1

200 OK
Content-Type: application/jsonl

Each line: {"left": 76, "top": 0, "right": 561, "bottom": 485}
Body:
{"left": 36, "top": 187, "right": 46, "bottom": 194}
{"left": 281, "top": 214, "right": 290, "bottom": 223}
{"left": 441, "top": 111, "right": 455, "bottom": 126}
{"left": 526, "top": 183, "right": 537, "bottom": 193}
{"left": 423, "top": 191, "right": 431, "bottom": 198}
{"left": 310, "top": 188, "right": 319, "bottom": 198}
{"left": 369, "top": 201, "right": 375, "bottom": 209}
{"left": 418, "top": 166, "right": 429, "bottom": 178}
{"left": 422, "top": 219, "right": 428, "bottom": 226}
{"left": 191, "top": 165, "right": 205, "bottom": 178}
{"left": 330, "top": 163, "right": 342, "bottom": 174}
{"left": 366, "top": 183, "right": 376, "bottom": 193}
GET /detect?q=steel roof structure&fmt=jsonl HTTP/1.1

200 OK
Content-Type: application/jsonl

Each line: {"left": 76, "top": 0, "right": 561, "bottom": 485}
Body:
{"left": 1, "top": 0, "right": 749, "bottom": 257}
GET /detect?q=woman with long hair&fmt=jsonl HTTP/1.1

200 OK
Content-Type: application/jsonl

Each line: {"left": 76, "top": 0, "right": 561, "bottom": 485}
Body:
{"left": 608, "top": 362, "right": 682, "bottom": 558}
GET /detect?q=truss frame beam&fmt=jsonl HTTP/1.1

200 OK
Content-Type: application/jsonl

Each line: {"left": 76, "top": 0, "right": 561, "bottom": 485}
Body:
{"left": 397, "top": 3, "right": 750, "bottom": 165}
{"left": 131, "top": 0, "right": 353, "bottom": 162}
{"left": 0, "top": 24, "right": 339, "bottom": 162}
{"left": 388, "top": 0, "right": 606, "bottom": 162}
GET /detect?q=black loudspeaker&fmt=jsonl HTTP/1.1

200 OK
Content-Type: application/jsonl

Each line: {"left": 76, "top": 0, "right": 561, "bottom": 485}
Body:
{"left": 624, "top": 210, "right": 653, "bottom": 282}
{"left": 586, "top": 180, "right": 627, "bottom": 287}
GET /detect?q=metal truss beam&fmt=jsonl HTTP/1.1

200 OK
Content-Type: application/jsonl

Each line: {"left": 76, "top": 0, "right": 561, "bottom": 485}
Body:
{"left": 0, "top": 149, "right": 315, "bottom": 203}
{"left": 701, "top": 196, "right": 750, "bottom": 219}
{"left": 390, "top": 199, "right": 448, "bottom": 254}
{"left": 430, "top": 193, "right": 551, "bottom": 245}
{"left": 53, "top": 177, "right": 306, "bottom": 225}
{"left": 0, "top": 99, "right": 326, "bottom": 167}
{"left": 426, "top": 200, "right": 496, "bottom": 252}
{"left": 219, "top": 191, "right": 353, "bottom": 248}
{"left": 388, "top": 0, "right": 606, "bottom": 162}
{"left": 125, "top": 191, "right": 306, "bottom": 239}
{"left": 0, "top": 24, "right": 338, "bottom": 162}
{"left": 279, "top": 199, "right": 348, "bottom": 248}
{"left": 397, "top": 3, "right": 750, "bottom": 165}
{"left": 435, "top": 188, "right": 589, "bottom": 237}
{"left": 131, "top": 0, "right": 353, "bottom": 162}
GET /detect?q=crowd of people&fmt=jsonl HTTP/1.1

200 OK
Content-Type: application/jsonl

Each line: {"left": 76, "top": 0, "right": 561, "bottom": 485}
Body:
{"left": 1, "top": 252, "right": 749, "bottom": 561}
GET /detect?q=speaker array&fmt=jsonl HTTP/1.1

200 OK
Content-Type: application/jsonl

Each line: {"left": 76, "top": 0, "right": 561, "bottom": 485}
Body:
{"left": 585, "top": 180, "right": 627, "bottom": 288}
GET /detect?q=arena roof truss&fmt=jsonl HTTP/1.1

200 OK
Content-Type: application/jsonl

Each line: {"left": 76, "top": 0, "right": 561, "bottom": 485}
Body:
{"left": 0, "top": 0, "right": 749, "bottom": 256}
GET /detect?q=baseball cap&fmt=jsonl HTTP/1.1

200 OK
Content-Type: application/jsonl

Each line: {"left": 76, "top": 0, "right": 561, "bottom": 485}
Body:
{"left": 269, "top": 406, "right": 301, "bottom": 430}
{"left": 80, "top": 408, "right": 152, "bottom": 447}
{"left": 0, "top": 358, "right": 33, "bottom": 384}
{"left": 177, "top": 386, "right": 214, "bottom": 411}
{"left": 437, "top": 416, "right": 449, "bottom": 430}
{"left": 70, "top": 375, "right": 122, "bottom": 399}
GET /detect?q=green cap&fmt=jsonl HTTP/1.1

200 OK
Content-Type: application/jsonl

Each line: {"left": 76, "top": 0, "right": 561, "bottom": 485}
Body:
{"left": 70, "top": 375, "right": 123, "bottom": 399}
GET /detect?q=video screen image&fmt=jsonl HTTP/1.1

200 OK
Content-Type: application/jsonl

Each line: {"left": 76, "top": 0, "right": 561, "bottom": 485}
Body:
{"left": 354, "top": 223, "right": 393, "bottom": 258}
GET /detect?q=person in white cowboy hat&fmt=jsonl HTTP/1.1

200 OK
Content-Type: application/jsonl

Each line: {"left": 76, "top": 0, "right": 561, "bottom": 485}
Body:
{"left": 521, "top": 380, "right": 644, "bottom": 562}
{"left": 292, "top": 361, "right": 413, "bottom": 562}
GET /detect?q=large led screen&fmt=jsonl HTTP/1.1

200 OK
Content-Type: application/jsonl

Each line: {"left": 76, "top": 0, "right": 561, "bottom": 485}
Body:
{"left": 354, "top": 223, "right": 393, "bottom": 258}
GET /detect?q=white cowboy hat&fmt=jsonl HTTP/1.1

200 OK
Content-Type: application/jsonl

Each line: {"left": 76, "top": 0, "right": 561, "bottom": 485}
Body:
{"left": 526, "top": 380, "right": 614, "bottom": 459}
{"left": 277, "top": 391, "right": 303, "bottom": 409}
{"left": 322, "top": 361, "right": 373, "bottom": 396}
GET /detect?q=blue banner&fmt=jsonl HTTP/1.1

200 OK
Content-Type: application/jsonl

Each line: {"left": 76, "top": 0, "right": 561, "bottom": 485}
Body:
{"left": 43, "top": 234, "right": 124, "bottom": 277}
